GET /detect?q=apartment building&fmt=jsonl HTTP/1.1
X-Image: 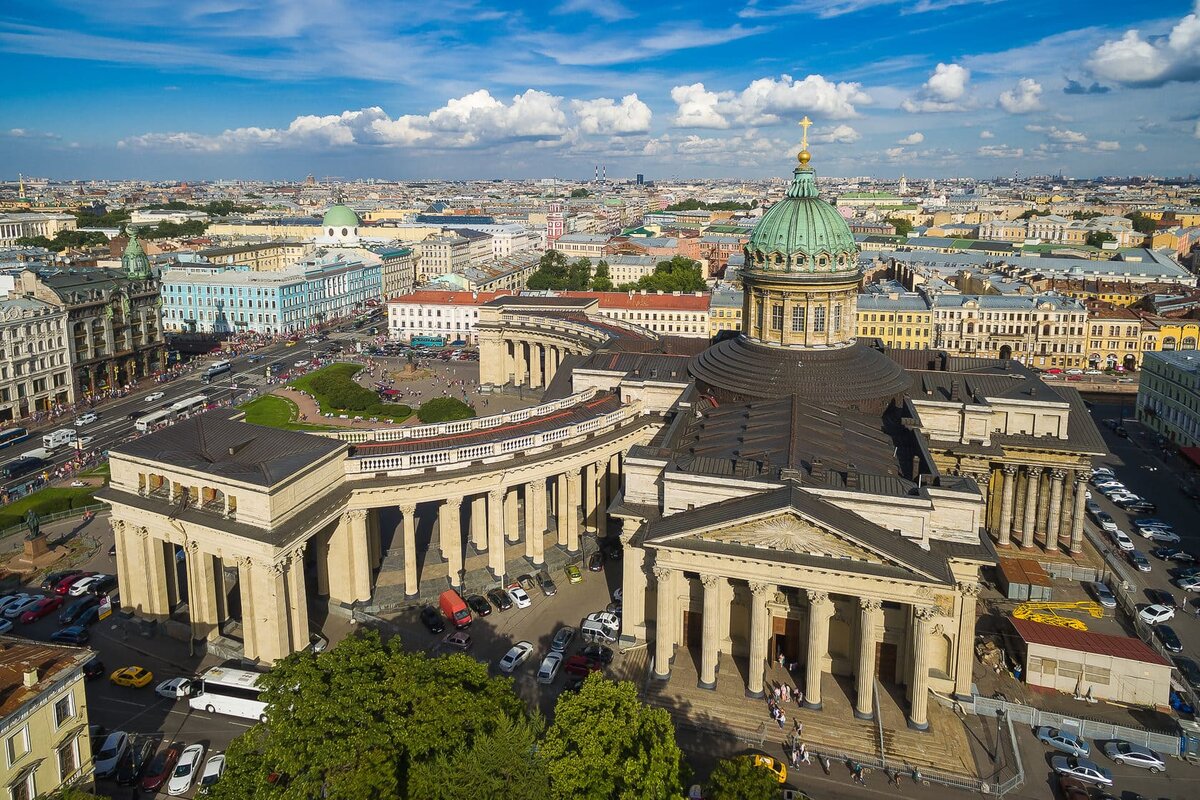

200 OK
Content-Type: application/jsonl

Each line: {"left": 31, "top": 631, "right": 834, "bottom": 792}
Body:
{"left": 1138, "top": 350, "right": 1200, "bottom": 446}
{"left": 855, "top": 293, "right": 933, "bottom": 350}
{"left": 1085, "top": 305, "right": 1143, "bottom": 371}
{"left": 0, "top": 297, "right": 73, "bottom": 421}
{"left": 930, "top": 293, "right": 1088, "bottom": 369}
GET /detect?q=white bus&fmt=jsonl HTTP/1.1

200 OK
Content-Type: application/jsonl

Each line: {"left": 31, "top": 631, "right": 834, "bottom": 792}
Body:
{"left": 42, "top": 428, "right": 77, "bottom": 449}
{"left": 169, "top": 394, "right": 208, "bottom": 416}
{"left": 134, "top": 409, "right": 173, "bottom": 433}
{"left": 188, "top": 667, "right": 269, "bottom": 722}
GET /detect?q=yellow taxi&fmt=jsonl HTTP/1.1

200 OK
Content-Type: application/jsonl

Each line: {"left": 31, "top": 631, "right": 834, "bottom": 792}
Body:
{"left": 110, "top": 666, "right": 155, "bottom": 688}
{"left": 750, "top": 754, "right": 787, "bottom": 783}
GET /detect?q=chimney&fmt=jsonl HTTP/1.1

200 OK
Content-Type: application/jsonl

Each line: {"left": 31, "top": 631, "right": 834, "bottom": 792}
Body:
{"left": 912, "top": 455, "right": 922, "bottom": 480}
{"left": 950, "top": 379, "right": 962, "bottom": 402}
{"left": 22, "top": 669, "right": 38, "bottom": 688}
{"left": 811, "top": 457, "right": 827, "bottom": 481}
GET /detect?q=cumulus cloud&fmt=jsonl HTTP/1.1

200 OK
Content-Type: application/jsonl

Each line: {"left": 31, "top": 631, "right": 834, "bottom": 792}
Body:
{"left": 897, "top": 131, "right": 924, "bottom": 145}
{"left": 1087, "top": 3, "right": 1200, "bottom": 87}
{"left": 1026, "top": 124, "right": 1088, "bottom": 144}
{"left": 979, "top": 129, "right": 995, "bottom": 139}
{"left": 811, "top": 124, "right": 861, "bottom": 144}
{"left": 570, "top": 94, "right": 652, "bottom": 135}
{"left": 998, "top": 78, "right": 1043, "bottom": 113}
{"left": 670, "top": 73, "right": 870, "bottom": 128}
{"left": 902, "top": 63, "right": 971, "bottom": 112}
{"left": 1135, "top": 143, "right": 1148, "bottom": 152}
{"left": 1063, "top": 78, "right": 1110, "bottom": 95}
{"left": 977, "top": 144, "right": 1024, "bottom": 158}
{"left": 1095, "top": 140, "right": 1120, "bottom": 151}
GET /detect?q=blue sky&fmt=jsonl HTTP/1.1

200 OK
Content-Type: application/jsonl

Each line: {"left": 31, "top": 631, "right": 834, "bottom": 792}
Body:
{"left": 2, "top": 0, "right": 1199, "bottom": 180}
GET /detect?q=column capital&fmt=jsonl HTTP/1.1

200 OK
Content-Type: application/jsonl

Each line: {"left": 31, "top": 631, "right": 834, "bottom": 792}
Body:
{"left": 292, "top": 543, "right": 307, "bottom": 561}
{"left": 132, "top": 525, "right": 149, "bottom": 541}
{"left": 860, "top": 597, "right": 883, "bottom": 612}
{"left": 957, "top": 581, "right": 981, "bottom": 597}
{"left": 444, "top": 495, "right": 463, "bottom": 509}
{"left": 345, "top": 509, "right": 368, "bottom": 522}
{"left": 399, "top": 503, "right": 417, "bottom": 517}
{"left": 185, "top": 540, "right": 200, "bottom": 554}
{"left": 652, "top": 565, "right": 673, "bottom": 583}
{"left": 699, "top": 573, "right": 722, "bottom": 589}
{"left": 749, "top": 581, "right": 775, "bottom": 598}
{"left": 488, "top": 488, "right": 503, "bottom": 502}
{"left": 1001, "top": 463, "right": 1017, "bottom": 476}
{"left": 111, "top": 519, "right": 126, "bottom": 535}
{"left": 1049, "top": 468, "right": 1067, "bottom": 481}
{"left": 913, "top": 604, "right": 938, "bottom": 620}
{"left": 1074, "top": 472, "right": 1089, "bottom": 487}
{"left": 806, "top": 589, "right": 830, "bottom": 606}
{"left": 1026, "top": 464, "right": 1044, "bottom": 477}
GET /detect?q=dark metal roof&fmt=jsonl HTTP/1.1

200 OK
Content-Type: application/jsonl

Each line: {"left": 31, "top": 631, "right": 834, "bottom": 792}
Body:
{"left": 111, "top": 409, "right": 346, "bottom": 487}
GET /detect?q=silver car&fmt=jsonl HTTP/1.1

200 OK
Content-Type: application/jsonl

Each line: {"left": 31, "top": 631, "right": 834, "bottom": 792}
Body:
{"left": 550, "top": 625, "right": 576, "bottom": 653}
{"left": 1102, "top": 741, "right": 1165, "bottom": 773}
{"left": 1087, "top": 581, "right": 1116, "bottom": 609}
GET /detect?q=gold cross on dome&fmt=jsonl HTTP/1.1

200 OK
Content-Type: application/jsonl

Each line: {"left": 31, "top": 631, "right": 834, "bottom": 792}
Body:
{"left": 799, "top": 115, "right": 812, "bottom": 150}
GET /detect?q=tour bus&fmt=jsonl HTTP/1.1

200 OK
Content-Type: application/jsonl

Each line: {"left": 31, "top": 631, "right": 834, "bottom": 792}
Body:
{"left": 189, "top": 666, "right": 268, "bottom": 722}
{"left": 169, "top": 394, "right": 208, "bottom": 416}
{"left": 134, "top": 409, "right": 173, "bottom": 433}
{"left": 1, "top": 456, "right": 45, "bottom": 480}
{"left": 201, "top": 361, "right": 232, "bottom": 384}
{"left": 0, "top": 428, "right": 30, "bottom": 450}
{"left": 42, "top": 428, "right": 78, "bottom": 450}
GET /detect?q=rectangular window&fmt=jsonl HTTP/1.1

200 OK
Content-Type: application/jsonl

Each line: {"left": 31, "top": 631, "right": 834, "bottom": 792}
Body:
{"left": 792, "top": 306, "right": 805, "bottom": 332}
{"left": 56, "top": 738, "right": 78, "bottom": 782}
{"left": 771, "top": 304, "right": 783, "bottom": 330}
{"left": 813, "top": 306, "right": 826, "bottom": 333}
{"left": 7, "top": 771, "right": 33, "bottom": 800}
{"left": 53, "top": 694, "right": 74, "bottom": 727}
{"left": 833, "top": 305, "right": 842, "bottom": 332}
{"left": 6, "top": 727, "right": 29, "bottom": 766}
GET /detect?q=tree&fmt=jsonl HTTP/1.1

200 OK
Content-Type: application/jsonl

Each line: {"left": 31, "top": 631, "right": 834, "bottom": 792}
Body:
{"left": 541, "top": 675, "right": 687, "bottom": 800}
{"left": 1126, "top": 212, "right": 1157, "bottom": 236}
{"left": 1086, "top": 231, "right": 1116, "bottom": 248}
{"left": 13, "top": 235, "right": 53, "bottom": 249}
{"left": 417, "top": 397, "right": 475, "bottom": 423}
{"left": 705, "top": 756, "right": 780, "bottom": 800}
{"left": 591, "top": 260, "right": 613, "bottom": 291}
{"left": 1070, "top": 210, "right": 1101, "bottom": 220}
{"left": 142, "top": 219, "right": 208, "bottom": 238}
{"left": 631, "top": 256, "right": 706, "bottom": 293}
{"left": 71, "top": 208, "right": 131, "bottom": 228}
{"left": 1017, "top": 208, "right": 1051, "bottom": 220}
{"left": 885, "top": 216, "right": 913, "bottom": 237}
{"left": 663, "top": 199, "right": 754, "bottom": 212}
{"left": 571, "top": 188, "right": 591, "bottom": 198}
{"left": 566, "top": 258, "right": 592, "bottom": 291}
{"left": 421, "top": 715, "right": 549, "bottom": 800}
{"left": 527, "top": 249, "right": 570, "bottom": 290}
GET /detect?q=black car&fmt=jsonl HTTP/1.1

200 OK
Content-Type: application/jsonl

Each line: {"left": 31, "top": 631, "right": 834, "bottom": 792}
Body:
{"left": 59, "top": 595, "right": 99, "bottom": 625}
{"left": 486, "top": 588, "right": 512, "bottom": 611}
{"left": 581, "top": 643, "right": 614, "bottom": 665}
{"left": 1124, "top": 500, "right": 1158, "bottom": 514}
{"left": 1174, "top": 656, "right": 1200, "bottom": 690}
{"left": 587, "top": 552, "right": 604, "bottom": 572}
{"left": 1152, "top": 547, "right": 1197, "bottom": 563}
{"left": 1155, "top": 625, "right": 1184, "bottom": 654}
{"left": 466, "top": 594, "right": 492, "bottom": 617}
{"left": 115, "top": 737, "right": 156, "bottom": 786}
{"left": 535, "top": 571, "right": 557, "bottom": 597}
{"left": 89, "top": 575, "right": 118, "bottom": 595}
{"left": 82, "top": 656, "right": 105, "bottom": 681}
{"left": 419, "top": 605, "right": 445, "bottom": 634}
{"left": 1146, "top": 589, "right": 1178, "bottom": 609}
{"left": 41, "top": 569, "right": 82, "bottom": 591}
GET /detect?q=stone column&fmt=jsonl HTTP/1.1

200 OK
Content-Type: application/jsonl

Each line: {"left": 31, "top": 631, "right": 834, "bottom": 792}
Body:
{"left": 997, "top": 464, "right": 1016, "bottom": 547}
{"left": 804, "top": 590, "right": 834, "bottom": 710}
{"left": 620, "top": 523, "right": 647, "bottom": 643}
{"left": 566, "top": 468, "right": 582, "bottom": 552}
{"left": 487, "top": 489, "right": 505, "bottom": 579}
{"left": 504, "top": 487, "right": 520, "bottom": 543}
{"left": 526, "top": 480, "right": 546, "bottom": 564}
{"left": 698, "top": 574, "right": 725, "bottom": 689}
{"left": 747, "top": 582, "right": 775, "bottom": 698}
{"left": 1045, "top": 469, "right": 1066, "bottom": 551}
{"left": 854, "top": 598, "right": 883, "bottom": 720}
{"left": 442, "top": 498, "right": 463, "bottom": 586}
{"left": 237, "top": 558, "right": 258, "bottom": 659}
{"left": 1021, "top": 466, "right": 1042, "bottom": 548}
{"left": 653, "top": 565, "right": 676, "bottom": 680}
{"left": 554, "top": 473, "right": 568, "bottom": 546}
{"left": 582, "top": 462, "right": 597, "bottom": 534}
{"left": 400, "top": 503, "right": 420, "bottom": 597}
{"left": 143, "top": 536, "right": 171, "bottom": 619}
{"left": 470, "top": 494, "right": 487, "bottom": 551}
{"left": 594, "top": 459, "right": 609, "bottom": 537}
{"left": 504, "top": 340, "right": 515, "bottom": 384}
{"left": 347, "top": 509, "right": 372, "bottom": 602}
{"left": 251, "top": 561, "right": 292, "bottom": 664}
{"left": 954, "top": 582, "right": 980, "bottom": 700}
{"left": 908, "top": 606, "right": 935, "bottom": 731}
{"left": 1070, "top": 474, "right": 1087, "bottom": 554}
{"left": 530, "top": 343, "right": 543, "bottom": 387}
{"left": 115, "top": 523, "right": 146, "bottom": 613}
{"left": 286, "top": 547, "right": 309, "bottom": 653}
{"left": 186, "top": 542, "right": 221, "bottom": 641}
{"left": 516, "top": 341, "right": 528, "bottom": 385}
{"left": 367, "top": 510, "right": 382, "bottom": 569}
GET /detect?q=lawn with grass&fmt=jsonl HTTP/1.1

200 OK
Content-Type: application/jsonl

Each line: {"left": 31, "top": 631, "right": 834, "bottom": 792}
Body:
{"left": 291, "top": 362, "right": 412, "bottom": 422}
{"left": 0, "top": 486, "right": 99, "bottom": 531}
{"left": 240, "top": 395, "right": 335, "bottom": 432}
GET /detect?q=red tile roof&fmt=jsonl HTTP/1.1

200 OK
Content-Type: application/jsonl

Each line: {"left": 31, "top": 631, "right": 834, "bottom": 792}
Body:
{"left": 557, "top": 291, "right": 710, "bottom": 310}
{"left": 1010, "top": 618, "right": 1171, "bottom": 667}
{"left": 388, "top": 290, "right": 514, "bottom": 306}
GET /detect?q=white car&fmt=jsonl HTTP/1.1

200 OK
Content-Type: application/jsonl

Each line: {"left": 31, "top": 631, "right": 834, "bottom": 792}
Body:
{"left": 293, "top": 360, "right": 309, "bottom": 368}
{"left": 498, "top": 641, "right": 534, "bottom": 674}
{"left": 76, "top": 436, "right": 94, "bottom": 448}
{"left": 1092, "top": 478, "right": 1123, "bottom": 489}
{"left": 0, "top": 594, "right": 32, "bottom": 615}
{"left": 1110, "top": 529, "right": 1135, "bottom": 552}
{"left": 155, "top": 677, "right": 193, "bottom": 699}
{"left": 68, "top": 575, "right": 105, "bottom": 596}
{"left": 145, "top": 391, "right": 164, "bottom": 402}
{"left": 167, "top": 742, "right": 207, "bottom": 796}
{"left": 198, "top": 753, "right": 226, "bottom": 793}
{"left": 1103, "top": 741, "right": 1165, "bottom": 773}
{"left": 94, "top": 731, "right": 129, "bottom": 778}
{"left": 506, "top": 585, "right": 532, "bottom": 609}
{"left": 1139, "top": 604, "right": 1176, "bottom": 625}
{"left": 537, "top": 652, "right": 563, "bottom": 684}
{"left": 587, "top": 611, "right": 621, "bottom": 629}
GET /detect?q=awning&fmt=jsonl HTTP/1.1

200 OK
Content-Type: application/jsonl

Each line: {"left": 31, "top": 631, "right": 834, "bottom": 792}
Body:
{"left": 1181, "top": 447, "right": 1200, "bottom": 468}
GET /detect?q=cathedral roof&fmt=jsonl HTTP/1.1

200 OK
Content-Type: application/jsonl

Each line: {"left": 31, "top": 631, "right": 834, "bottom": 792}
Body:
{"left": 322, "top": 204, "right": 360, "bottom": 228}
{"left": 744, "top": 159, "right": 858, "bottom": 275}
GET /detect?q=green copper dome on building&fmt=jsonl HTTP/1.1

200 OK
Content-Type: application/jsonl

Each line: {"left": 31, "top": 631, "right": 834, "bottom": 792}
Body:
{"left": 322, "top": 204, "right": 361, "bottom": 228}
{"left": 744, "top": 139, "right": 858, "bottom": 275}
{"left": 121, "top": 226, "right": 151, "bottom": 280}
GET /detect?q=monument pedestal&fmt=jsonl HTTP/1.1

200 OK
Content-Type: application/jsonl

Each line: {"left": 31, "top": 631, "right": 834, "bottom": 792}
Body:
{"left": 23, "top": 536, "right": 49, "bottom": 559}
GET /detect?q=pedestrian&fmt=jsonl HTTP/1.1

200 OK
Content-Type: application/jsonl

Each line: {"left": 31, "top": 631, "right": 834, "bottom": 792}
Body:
{"left": 853, "top": 762, "right": 865, "bottom": 786}
{"left": 781, "top": 684, "right": 790, "bottom": 703}
{"left": 777, "top": 712, "right": 786, "bottom": 729}
{"left": 887, "top": 768, "right": 901, "bottom": 787}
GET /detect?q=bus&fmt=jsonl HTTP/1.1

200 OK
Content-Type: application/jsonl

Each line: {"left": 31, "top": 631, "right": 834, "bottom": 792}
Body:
{"left": 0, "top": 428, "right": 29, "bottom": 450}
{"left": 42, "top": 428, "right": 77, "bottom": 450}
{"left": 1, "top": 456, "right": 45, "bottom": 480}
{"left": 188, "top": 667, "right": 268, "bottom": 722}
{"left": 134, "top": 409, "right": 173, "bottom": 433}
{"left": 201, "top": 361, "right": 232, "bottom": 384}
{"left": 170, "top": 394, "right": 208, "bottom": 416}
{"left": 410, "top": 336, "right": 445, "bottom": 348}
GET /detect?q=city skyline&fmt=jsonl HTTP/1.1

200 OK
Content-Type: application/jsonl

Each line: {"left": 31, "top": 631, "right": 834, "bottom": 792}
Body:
{"left": 2, "top": 0, "right": 1199, "bottom": 180}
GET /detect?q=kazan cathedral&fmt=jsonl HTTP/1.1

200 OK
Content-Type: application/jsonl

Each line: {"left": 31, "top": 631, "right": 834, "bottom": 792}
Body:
{"left": 101, "top": 135, "right": 1103, "bottom": 742}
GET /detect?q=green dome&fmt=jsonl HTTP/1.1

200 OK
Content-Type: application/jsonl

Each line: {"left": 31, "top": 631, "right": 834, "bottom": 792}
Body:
{"left": 322, "top": 204, "right": 360, "bottom": 228}
{"left": 745, "top": 164, "right": 858, "bottom": 275}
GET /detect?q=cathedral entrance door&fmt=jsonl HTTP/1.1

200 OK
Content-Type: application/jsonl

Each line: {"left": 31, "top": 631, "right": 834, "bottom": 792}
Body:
{"left": 772, "top": 617, "right": 801, "bottom": 664}
{"left": 683, "top": 610, "right": 703, "bottom": 648}
{"left": 876, "top": 642, "right": 898, "bottom": 684}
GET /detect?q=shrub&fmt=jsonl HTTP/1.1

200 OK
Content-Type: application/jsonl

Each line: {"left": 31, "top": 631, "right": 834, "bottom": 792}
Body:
{"left": 417, "top": 397, "right": 476, "bottom": 423}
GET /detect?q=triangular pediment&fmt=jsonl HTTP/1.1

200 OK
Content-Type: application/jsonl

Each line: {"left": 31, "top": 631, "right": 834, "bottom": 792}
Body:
{"left": 695, "top": 510, "right": 888, "bottom": 566}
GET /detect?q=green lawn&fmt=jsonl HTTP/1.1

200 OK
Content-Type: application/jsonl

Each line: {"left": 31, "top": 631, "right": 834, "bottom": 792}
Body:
{"left": 0, "top": 487, "right": 99, "bottom": 531}
{"left": 240, "top": 395, "right": 335, "bottom": 432}
{"left": 290, "top": 362, "right": 412, "bottom": 423}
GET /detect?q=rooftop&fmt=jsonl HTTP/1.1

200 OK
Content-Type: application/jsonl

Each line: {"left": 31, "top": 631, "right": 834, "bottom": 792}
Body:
{"left": 0, "top": 637, "right": 92, "bottom": 719}
{"left": 1009, "top": 618, "right": 1171, "bottom": 667}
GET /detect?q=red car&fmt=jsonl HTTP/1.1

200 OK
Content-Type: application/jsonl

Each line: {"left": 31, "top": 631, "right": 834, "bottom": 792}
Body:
{"left": 140, "top": 743, "right": 182, "bottom": 792}
{"left": 20, "top": 596, "right": 63, "bottom": 624}
{"left": 53, "top": 572, "right": 94, "bottom": 596}
{"left": 563, "top": 654, "right": 604, "bottom": 677}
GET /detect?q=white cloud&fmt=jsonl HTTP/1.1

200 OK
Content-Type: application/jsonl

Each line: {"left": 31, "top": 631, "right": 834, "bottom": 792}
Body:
{"left": 979, "top": 129, "right": 995, "bottom": 139}
{"left": 902, "top": 63, "right": 970, "bottom": 112}
{"left": 977, "top": 144, "right": 1024, "bottom": 158}
{"left": 570, "top": 94, "right": 652, "bottom": 135}
{"left": 533, "top": 23, "right": 765, "bottom": 67}
{"left": 897, "top": 131, "right": 924, "bottom": 145}
{"left": 1095, "top": 140, "right": 1120, "bottom": 151}
{"left": 670, "top": 73, "right": 870, "bottom": 129}
{"left": 998, "top": 78, "right": 1043, "bottom": 114}
{"left": 1135, "top": 143, "right": 1148, "bottom": 152}
{"left": 1027, "top": 124, "right": 1088, "bottom": 145}
{"left": 739, "top": 0, "right": 994, "bottom": 18}
{"left": 811, "top": 124, "right": 861, "bottom": 144}
{"left": 1195, "top": 119, "right": 1200, "bottom": 139}
{"left": 1087, "top": 3, "right": 1200, "bottom": 87}
{"left": 554, "top": 0, "right": 634, "bottom": 21}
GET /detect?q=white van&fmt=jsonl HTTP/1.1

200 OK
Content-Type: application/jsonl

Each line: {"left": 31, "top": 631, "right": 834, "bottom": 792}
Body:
{"left": 74, "top": 412, "right": 98, "bottom": 427}
{"left": 42, "top": 428, "right": 77, "bottom": 450}
{"left": 580, "top": 612, "right": 619, "bottom": 644}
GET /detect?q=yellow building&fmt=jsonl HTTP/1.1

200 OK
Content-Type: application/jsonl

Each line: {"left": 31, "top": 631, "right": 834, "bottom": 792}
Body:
{"left": 930, "top": 294, "right": 1089, "bottom": 369}
{"left": 708, "top": 285, "right": 743, "bottom": 336}
{"left": 1140, "top": 316, "right": 1200, "bottom": 353}
{"left": 854, "top": 293, "right": 933, "bottom": 349}
{"left": 199, "top": 241, "right": 312, "bottom": 271}
{"left": 1085, "top": 305, "right": 1143, "bottom": 371}
{"left": 0, "top": 639, "right": 94, "bottom": 798}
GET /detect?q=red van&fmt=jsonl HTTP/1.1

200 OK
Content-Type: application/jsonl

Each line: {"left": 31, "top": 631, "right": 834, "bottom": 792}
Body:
{"left": 438, "top": 590, "right": 472, "bottom": 629}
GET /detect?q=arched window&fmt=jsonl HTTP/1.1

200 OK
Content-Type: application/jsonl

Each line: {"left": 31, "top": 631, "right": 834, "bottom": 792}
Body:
{"left": 1163, "top": 336, "right": 1177, "bottom": 351}
{"left": 814, "top": 306, "right": 826, "bottom": 333}
{"left": 341, "top": 228, "right": 349, "bottom": 237}
{"left": 1184, "top": 337, "right": 1197, "bottom": 350}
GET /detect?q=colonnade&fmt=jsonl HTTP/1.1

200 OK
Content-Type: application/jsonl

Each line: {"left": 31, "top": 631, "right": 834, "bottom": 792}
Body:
{"left": 993, "top": 464, "right": 1087, "bottom": 552}
{"left": 502, "top": 338, "right": 588, "bottom": 389}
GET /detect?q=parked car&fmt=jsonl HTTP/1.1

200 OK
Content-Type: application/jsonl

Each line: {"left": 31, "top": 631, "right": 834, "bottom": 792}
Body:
{"left": 95, "top": 731, "right": 130, "bottom": 778}
{"left": 141, "top": 743, "right": 183, "bottom": 792}
{"left": 1094, "top": 512, "right": 1117, "bottom": 532}
{"left": 40, "top": 570, "right": 81, "bottom": 590}
{"left": 587, "top": 552, "right": 604, "bottom": 572}
{"left": 1152, "top": 547, "right": 1197, "bottom": 564}
{"left": 53, "top": 572, "right": 94, "bottom": 596}
{"left": 1058, "top": 777, "right": 1091, "bottom": 800}
{"left": 600, "top": 537, "right": 622, "bottom": 560}
{"left": 563, "top": 653, "right": 604, "bottom": 676}
{"left": 498, "top": 641, "right": 534, "bottom": 673}
{"left": 1145, "top": 528, "right": 1181, "bottom": 544}
{"left": 581, "top": 643, "right": 614, "bottom": 665}
{"left": 441, "top": 631, "right": 472, "bottom": 650}
{"left": 198, "top": 753, "right": 226, "bottom": 794}
{"left": 1036, "top": 726, "right": 1091, "bottom": 757}
{"left": 1087, "top": 581, "right": 1117, "bottom": 609}
{"left": 1128, "top": 550, "right": 1151, "bottom": 572}
{"left": 89, "top": 574, "right": 118, "bottom": 595}
{"left": 1138, "top": 604, "right": 1175, "bottom": 625}
{"left": 116, "top": 737, "right": 157, "bottom": 786}
{"left": 0, "top": 594, "right": 31, "bottom": 616}
{"left": 1146, "top": 588, "right": 1177, "bottom": 608}
{"left": 167, "top": 742, "right": 207, "bottom": 795}
{"left": 68, "top": 574, "right": 105, "bottom": 597}
{"left": 1123, "top": 500, "right": 1157, "bottom": 514}
{"left": 50, "top": 625, "right": 89, "bottom": 645}
{"left": 1173, "top": 656, "right": 1200, "bottom": 690}
{"left": 506, "top": 584, "right": 532, "bottom": 609}
{"left": 535, "top": 571, "right": 557, "bottom": 597}
{"left": 1109, "top": 529, "right": 1135, "bottom": 551}
{"left": 1177, "top": 575, "right": 1200, "bottom": 591}
{"left": 59, "top": 596, "right": 99, "bottom": 625}
{"left": 4, "top": 595, "right": 44, "bottom": 619}
{"left": 155, "top": 678, "right": 193, "bottom": 700}
{"left": 419, "top": 605, "right": 445, "bottom": 634}
{"left": 1154, "top": 625, "right": 1184, "bottom": 653}
{"left": 82, "top": 656, "right": 105, "bottom": 680}
{"left": 110, "top": 666, "right": 154, "bottom": 688}
{"left": 1102, "top": 741, "right": 1165, "bottom": 772}
{"left": 537, "top": 653, "right": 563, "bottom": 684}
{"left": 550, "top": 625, "right": 577, "bottom": 653}
{"left": 465, "top": 594, "right": 492, "bottom": 617}
{"left": 486, "top": 588, "right": 513, "bottom": 611}
{"left": 19, "top": 595, "right": 63, "bottom": 624}
{"left": 1051, "top": 756, "right": 1113, "bottom": 787}
{"left": 565, "top": 564, "right": 583, "bottom": 584}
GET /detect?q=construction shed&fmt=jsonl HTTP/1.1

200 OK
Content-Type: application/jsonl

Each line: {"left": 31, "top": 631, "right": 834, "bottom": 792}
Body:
{"left": 996, "top": 557, "right": 1053, "bottom": 601}
{"left": 1008, "top": 618, "right": 1172, "bottom": 708}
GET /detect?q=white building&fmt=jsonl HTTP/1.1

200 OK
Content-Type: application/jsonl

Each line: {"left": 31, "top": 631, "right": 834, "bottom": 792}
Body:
{"left": 388, "top": 290, "right": 513, "bottom": 345}
{"left": 129, "top": 209, "right": 210, "bottom": 226}
{"left": 0, "top": 297, "right": 73, "bottom": 420}
{"left": 555, "top": 233, "right": 609, "bottom": 258}
{"left": 443, "top": 223, "right": 534, "bottom": 259}
{"left": 0, "top": 214, "right": 76, "bottom": 246}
